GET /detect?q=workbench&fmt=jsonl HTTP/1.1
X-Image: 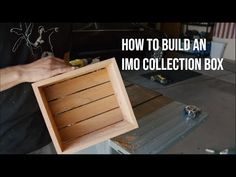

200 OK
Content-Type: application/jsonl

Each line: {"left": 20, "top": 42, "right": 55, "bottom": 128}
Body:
{"left": 109, "top": 81, "right": 208, "bottom": 154}
{"left": 75, "top": 80, "right": 208, "bottom": 154}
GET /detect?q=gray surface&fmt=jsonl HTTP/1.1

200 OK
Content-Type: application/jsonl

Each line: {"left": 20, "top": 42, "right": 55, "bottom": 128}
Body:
{"left": 30, "top": 141, "right": 111, "bottom": 154}
{"left": 121, "top": 67, "right": 235, "bottom": 154}
{"left": 75, "top": 141, "right": 111, "bottom": 154}
{"left": 195, "top": 68, "right": 235, "bottom": 84}
{"left": 111, "top": 101, "right": 207, "bottom": 154}
{"left": 222, "top": 59, "right": 236, "bottom": 73}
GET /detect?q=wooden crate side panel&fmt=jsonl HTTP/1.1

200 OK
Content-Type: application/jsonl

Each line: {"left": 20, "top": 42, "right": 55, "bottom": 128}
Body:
{"left": 32, "top": 86, "right": 63, "bottom": 153}
{"left": 49, "top": 82, "right": 113, "bottom": 115}
{"left": 32, "top": 58, "right": 139, "bottom": 154}
{"left": 62, "top": 120, "right": 135, "bottom": 154}
{"left": 55, "top": 95, "right": 119, "bottom": 128}
{"left": 31, "top": 59, "right": 113, "bottom": 88}
{"left": 107, "top": 59, "right": 138, "bottom": 127}
{"left": 59, "top": 108, "right": 123, "bottom": 142}
{"left": 44, "top": 69, "right": 109, "bottom": 101}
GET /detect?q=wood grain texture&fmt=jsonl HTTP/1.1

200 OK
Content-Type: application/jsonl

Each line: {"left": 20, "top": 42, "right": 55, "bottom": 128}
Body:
{"left": 107, "top": 60, "right": 138, "bottom": 127}
{"left": 62, "top": 120, "right": 136, "bottom": 154}
{"left": 32, "top": 59, "right": 113, "bottom": 88}
{"left": 59, "top": 108, "right": 124, "bottom": 142}
{"left": 44, "top": 69, "right": 109, "bottom": 101}
{"left": 49, "top": 82, "right": 113, "bottom": 115}
{"left": 32, "top": 58, "right": 138, "bottom": 154}
{"left": 56, "top": 95, "right": 119, "bottom": 128}
{"left": 31, "top": 87, "right": 64, "bottom": 153}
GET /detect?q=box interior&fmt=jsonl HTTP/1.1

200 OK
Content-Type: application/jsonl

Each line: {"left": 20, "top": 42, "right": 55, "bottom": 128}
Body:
{"left": 40, "top": 68, "right": 126, "bottom": 151}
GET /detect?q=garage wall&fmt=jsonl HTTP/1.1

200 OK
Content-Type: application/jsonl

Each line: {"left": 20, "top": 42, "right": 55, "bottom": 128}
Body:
{"left": 213, "top": 37, "right": 235, "bottom": 61}
{"left": 213, "top": 23, "right": 235, "bottom": 61}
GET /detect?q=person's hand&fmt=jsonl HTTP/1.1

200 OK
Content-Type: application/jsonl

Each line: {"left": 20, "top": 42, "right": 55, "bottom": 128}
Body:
{"left": 22, "top": 56, "right": 75, "bottom": 82}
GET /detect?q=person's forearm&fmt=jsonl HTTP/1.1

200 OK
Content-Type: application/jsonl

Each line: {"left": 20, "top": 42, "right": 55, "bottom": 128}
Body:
{"left": 0, "top": 65, "right": 27, "bottom": 91}
{"left": 0, "top": 56, "right": 75, "bottom": 92}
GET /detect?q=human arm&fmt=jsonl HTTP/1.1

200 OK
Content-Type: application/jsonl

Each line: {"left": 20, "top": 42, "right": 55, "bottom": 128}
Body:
{"left": 0, "top": 56, "right": 75, "bottom": 92}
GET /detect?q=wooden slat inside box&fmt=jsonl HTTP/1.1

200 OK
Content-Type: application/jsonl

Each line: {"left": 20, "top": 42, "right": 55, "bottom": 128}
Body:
{"left": 32, "top": 58, "right": 138, "bottom": 154}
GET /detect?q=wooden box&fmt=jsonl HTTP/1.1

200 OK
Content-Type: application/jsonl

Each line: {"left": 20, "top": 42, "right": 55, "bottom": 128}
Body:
{"left": 32, "top": 58, "right": 138, "bottom": 154}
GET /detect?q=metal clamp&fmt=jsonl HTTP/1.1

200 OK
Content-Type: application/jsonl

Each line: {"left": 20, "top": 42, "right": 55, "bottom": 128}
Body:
{"left": 184, "top": 105, "right": 201, "bottom": 120}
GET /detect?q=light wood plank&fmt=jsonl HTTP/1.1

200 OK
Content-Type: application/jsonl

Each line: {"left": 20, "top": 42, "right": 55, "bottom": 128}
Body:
{"left": 44, "top": 69, "right": 109, "bottom": 101}
{"left": 32, "top": 59, "right": 113, "bottom": 88}
{"left": 49, "top": 82, "right": 113, "bottom": 115}
{"left": 32, "top": 58, "right": 139, "bottom": 153}
{"left": 60, "top": 108, "right": 123, "bottom": 142}
{"left": 107, "top": 60, "right": 138, "bottom": 127}
{"left": 62, "top": 120, "right": 136, "bottom": 154}
{"left": 55, "top": 95, "right": 119, "bottom": 128}
{"left": 31, "top": 87, "right": 63, "bottom": 153}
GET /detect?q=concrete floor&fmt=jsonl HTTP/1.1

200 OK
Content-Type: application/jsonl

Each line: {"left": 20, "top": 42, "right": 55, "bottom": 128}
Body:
{"left": 121, "top": 61, "right": 235, "bottom": 154}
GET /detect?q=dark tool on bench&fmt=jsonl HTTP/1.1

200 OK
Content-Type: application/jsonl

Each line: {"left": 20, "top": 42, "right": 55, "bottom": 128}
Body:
{"left": 150, "top": 74, "right": 168, "bottom": 85}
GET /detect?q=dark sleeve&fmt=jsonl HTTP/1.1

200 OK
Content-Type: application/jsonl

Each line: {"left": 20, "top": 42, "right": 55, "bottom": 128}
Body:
{"left": 53, "top": 23, "right": 73, "bottom": 58}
